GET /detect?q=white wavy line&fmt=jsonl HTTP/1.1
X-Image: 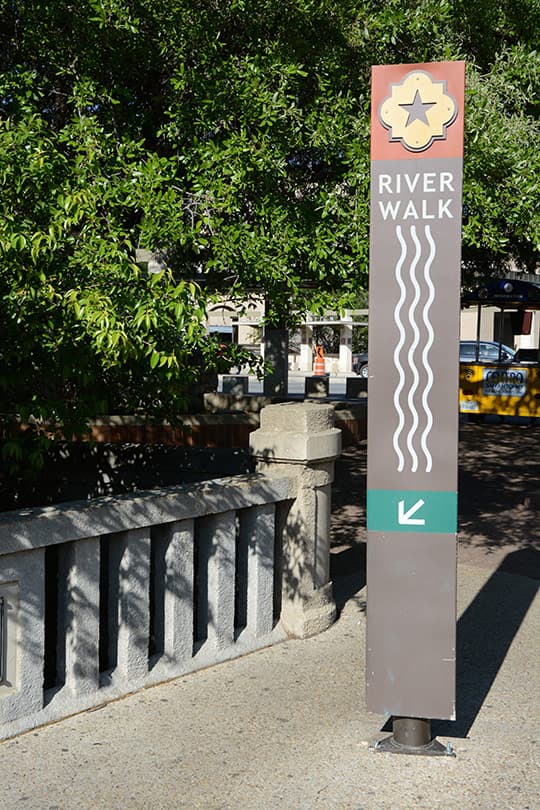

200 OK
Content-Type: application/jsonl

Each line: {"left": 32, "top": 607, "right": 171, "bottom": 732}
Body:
{"left": 391, "top": 226, "right": 408, "bottom": 472}
{"left": 405, "top": 226, "right": 422, "bottom": 472}
{"left": 420, "top": 226, "right": 436, "bottom": 472}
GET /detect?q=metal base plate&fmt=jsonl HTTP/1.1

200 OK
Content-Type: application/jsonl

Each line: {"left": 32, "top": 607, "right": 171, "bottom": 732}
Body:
{"left": 370, "top": 735, "right": 455, "bottom": 757}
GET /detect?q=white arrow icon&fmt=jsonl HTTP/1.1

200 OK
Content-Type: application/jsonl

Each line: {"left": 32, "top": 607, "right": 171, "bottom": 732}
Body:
{"left": 398, "top": 498, "right": 426, "bottom": 525}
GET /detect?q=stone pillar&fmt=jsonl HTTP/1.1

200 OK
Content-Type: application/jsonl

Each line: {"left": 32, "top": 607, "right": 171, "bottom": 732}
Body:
{"left": 338, "top": 321, "right": 353, "bottom": 373}
{"left": 249, "top": 402, "right": 341, "bottom": 638}
{"left": 299, "top": 325, "right": 314, "bottom": 372}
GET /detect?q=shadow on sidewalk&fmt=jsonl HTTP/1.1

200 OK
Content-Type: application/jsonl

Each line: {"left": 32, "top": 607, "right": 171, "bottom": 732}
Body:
{"left": 330, "top": 423, "right": 539, "bottom": 738}
{"left": 434, "top": 547, "right": 539, "bottom": 739}
{"left": 330, "top": 542, "right": 366, "bottom": 614}
{"left": 332, "top": 544, "right": 539, "bottom": 740}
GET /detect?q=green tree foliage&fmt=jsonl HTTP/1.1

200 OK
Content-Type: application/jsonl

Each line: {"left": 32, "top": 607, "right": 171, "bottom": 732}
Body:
{"left": 0, "top": 1, "right": 538, "bottom": 465}
{"left": 463, "top": 43, "right": 540, "bottom": 277}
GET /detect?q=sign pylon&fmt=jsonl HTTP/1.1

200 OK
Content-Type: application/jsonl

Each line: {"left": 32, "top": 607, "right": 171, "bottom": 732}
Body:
{"left": 366, "top": 61, "right": 465, "bottom": 755}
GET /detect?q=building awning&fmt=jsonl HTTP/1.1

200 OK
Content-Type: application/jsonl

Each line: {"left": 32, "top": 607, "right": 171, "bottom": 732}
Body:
{"left": 462, "top": 279, "right": 540, "bottom": 309}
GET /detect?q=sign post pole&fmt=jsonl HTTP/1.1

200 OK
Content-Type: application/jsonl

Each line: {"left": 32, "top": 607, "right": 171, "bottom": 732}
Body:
{"left": 366, "top": 61, "right": 465, "bottom": 755}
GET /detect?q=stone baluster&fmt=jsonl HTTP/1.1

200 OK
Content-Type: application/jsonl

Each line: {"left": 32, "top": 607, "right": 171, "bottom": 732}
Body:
{"left": 0, "top": 550, "right": 45, "bottom": 727}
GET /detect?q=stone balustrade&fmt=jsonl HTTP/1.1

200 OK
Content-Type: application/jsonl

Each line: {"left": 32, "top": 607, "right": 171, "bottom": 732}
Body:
{"left": 0, "top": 403, "right": 341, "bottom": 740}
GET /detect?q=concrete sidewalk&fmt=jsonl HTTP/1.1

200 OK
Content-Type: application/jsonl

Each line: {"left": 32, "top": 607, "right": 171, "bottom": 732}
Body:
{"left": 2, "top": 421, "right": 539, "bottom": 809}
{"left": 1, "top": 558, "right": 538, "bottom": 810}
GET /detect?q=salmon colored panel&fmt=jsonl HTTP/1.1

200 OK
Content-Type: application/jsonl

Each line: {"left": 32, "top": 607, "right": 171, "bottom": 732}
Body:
{"left": 371, "top": 61, "right": 465, "bottom": 161}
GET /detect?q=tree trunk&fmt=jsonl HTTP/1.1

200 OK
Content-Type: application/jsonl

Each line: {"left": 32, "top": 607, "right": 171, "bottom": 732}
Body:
{"left": 263, "top": 327, "right": 289, "bottom": 396}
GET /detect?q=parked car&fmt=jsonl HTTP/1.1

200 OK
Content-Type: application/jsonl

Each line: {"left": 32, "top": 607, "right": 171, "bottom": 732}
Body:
{"left": 353, "top": 340, "right": 515, "bottom": 377}
{"left": 352, "top": 352, "right": 369, "bottom": 378}
{"left": 459, "top": 340, "right": 515, "bottom": 364}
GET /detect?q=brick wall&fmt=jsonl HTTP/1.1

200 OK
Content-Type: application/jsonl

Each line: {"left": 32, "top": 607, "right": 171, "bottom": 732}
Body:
{"left": 89, "top": 407, "right": 367, "bottom": 449}
{"left": 89, "top": 413, "right": 261, "bottom": 448}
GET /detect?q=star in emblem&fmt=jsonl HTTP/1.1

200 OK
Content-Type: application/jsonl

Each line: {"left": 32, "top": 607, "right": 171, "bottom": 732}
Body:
{"left": 399, "top": 89, "right": 436, "bottom": 127}
{"left": 379, "top": 70, "right": 458, "bottom": 152}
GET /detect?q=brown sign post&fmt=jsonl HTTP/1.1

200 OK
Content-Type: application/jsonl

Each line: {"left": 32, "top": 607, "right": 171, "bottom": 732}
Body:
{"left": 366, "top": 62, "right": 465, "bottom": 754}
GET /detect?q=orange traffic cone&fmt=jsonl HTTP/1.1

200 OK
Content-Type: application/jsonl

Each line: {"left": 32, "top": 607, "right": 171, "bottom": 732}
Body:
{"left": 314, "top": 346, "right": 325, "bottom": 376}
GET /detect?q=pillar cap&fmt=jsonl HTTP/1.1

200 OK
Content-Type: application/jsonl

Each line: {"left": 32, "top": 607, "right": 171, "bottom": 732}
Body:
{"left": 259, "top": 401, "right": 335, "bottom": 433}
{"left": 250, "top": 402, "right": 341, "bottom": 463}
